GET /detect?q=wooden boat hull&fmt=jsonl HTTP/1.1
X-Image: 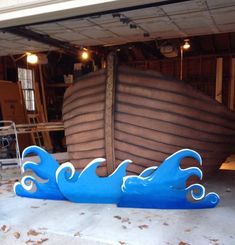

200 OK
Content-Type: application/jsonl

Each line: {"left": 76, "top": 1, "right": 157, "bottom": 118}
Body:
{"left": 63, "top": 66, "right": 235, "bottom": 177}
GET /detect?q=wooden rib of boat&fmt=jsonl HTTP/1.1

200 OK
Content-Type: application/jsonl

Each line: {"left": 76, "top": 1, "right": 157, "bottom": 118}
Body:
{"left": 63, "top": 65, "right": 235, "bottom": 177}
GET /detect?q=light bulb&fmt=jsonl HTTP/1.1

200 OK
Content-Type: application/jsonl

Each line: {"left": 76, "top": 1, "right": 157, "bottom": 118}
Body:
{"left": 26, "top": 53, "right": 38, "bottom": 64}
{"left": 81, "top": 50, "right": 89, "bottom": 60}
{"left": 183, "top": 39, "right": 190, "bottom": 50}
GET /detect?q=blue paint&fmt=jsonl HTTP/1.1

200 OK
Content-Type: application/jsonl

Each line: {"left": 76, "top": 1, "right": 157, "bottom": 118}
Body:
{"left": 118, "top": 149, "right": 220, "bottom": 209}
{"left": 14, "top": 146, "right": 220, "bottom": 209}
{"left": 56, "top": 158, "right": 131, "bottom": 203}
{"left": 14, "top": 146, "right": 65, "bottom": 200}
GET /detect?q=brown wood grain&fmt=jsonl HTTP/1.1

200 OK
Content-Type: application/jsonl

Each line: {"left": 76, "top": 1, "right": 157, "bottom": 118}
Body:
{"left": 117, "top": 84, "right": 235, "bottom": 130}
{"left": 64, "top": 84, "right": 105, "bottom": 108}
{"left": 65, "top": 120, "right": 104, "bottom": 136}
{"left": 66, "top": 129, "right": 104, "bottom": 144}
{"left": 64, "top": 112, "right": 104, "bottom": 128}
{"left": 64, "top": 70, "right": 105, "bottom": 99}
{"left": 63, "top": 93, "right": 105, "bottom": 115}
{"left": 63, "top": 102, "right": 105, "bottom": 121}
{"left": 116, "top": 101, "right": 235, "bottom": 136}
{"left": 115, "top": 122, "right": 232, "bottom": 152}
{"left": 116, "top": 112, "right": 235, "bottom": 143}
{"left": 67, "top": 139, "right": 104, "bottom": 152}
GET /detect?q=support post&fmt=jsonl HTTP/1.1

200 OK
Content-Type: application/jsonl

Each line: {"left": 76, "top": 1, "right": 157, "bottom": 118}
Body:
{"left": 229, "top": 58, "right": 235, "bottom": 111}
{"left": 38, "top": 64, "right": 48, "bottom": 121}
{"left": 215, "top": 57, "right": 223, "bottom": 103}
{"left": 105, "top": 53, "right": 116, "bottom": 174}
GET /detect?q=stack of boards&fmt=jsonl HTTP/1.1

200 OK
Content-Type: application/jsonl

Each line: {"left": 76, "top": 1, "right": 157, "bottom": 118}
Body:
{"left": 63, "top": 66, "right": 235, "bottom": 177}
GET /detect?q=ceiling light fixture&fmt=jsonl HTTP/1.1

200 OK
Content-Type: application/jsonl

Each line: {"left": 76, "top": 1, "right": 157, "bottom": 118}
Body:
{"left": 81, "top": 49, "right": 89, "bottom": 61}
{"left": 26, "top": 52, "right": 38, "bottom": 64}
{"left": 183, "top": 39, "right": 190, "bottom": 50}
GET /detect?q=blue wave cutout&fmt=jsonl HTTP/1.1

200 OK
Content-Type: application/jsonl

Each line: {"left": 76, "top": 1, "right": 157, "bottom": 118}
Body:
{"left": 14, "top": 146, "right": 65, "bottom": 200}
{"left": 56, "top": 158, "right": 131, "bottom": 203}
{"left": 118, "top": 149, "right": 220, "bottom": 209}
{"left": 14, "top": 146, "right": 220, "bottom": 209}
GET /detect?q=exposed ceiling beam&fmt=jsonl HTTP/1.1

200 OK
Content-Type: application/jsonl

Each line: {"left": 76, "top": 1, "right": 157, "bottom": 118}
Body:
{"left": 4, "top": 27, "right": 78, "bottom": 55}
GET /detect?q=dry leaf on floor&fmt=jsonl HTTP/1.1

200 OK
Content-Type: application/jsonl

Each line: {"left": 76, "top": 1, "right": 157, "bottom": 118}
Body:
{"left": 113, "top": 215, "right": 122, "bottom": 220}
{"left": 1, "top": 225, "right": 10, "bottom": 233}
{"left": 26, "top": 239, "right": 34, "bottom": 244}
{"left": 121, "top": 218, "right": 131, "bottom": 224}
{"left": 74, "top": 231, "right": 80, "bottom": 237}
{"left": 13, "top": 231, "right": 21, "bottom": 239}
{"left": 119, "top": 241, "right": 126, "bottom": 245}
{"left": 38, "top": 238, "right": 49, "bottom": 244}
{"left": 178, "top": 242, "right": 190, "bottom": 245}
{"left": 27, "top": 229, "right": 41, "bottom": 236}
{"left": 138, "top": 224, "right": 149, "bottom": 230}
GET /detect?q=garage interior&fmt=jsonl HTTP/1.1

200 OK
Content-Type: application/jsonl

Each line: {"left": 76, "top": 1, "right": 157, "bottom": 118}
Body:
{"left": 0, "top": 0, "right": 235, "bottom": 244}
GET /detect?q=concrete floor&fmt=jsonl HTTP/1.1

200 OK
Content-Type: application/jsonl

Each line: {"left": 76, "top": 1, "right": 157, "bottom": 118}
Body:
{"left": 0, "top": 167, "right": 235, "bottom": 245}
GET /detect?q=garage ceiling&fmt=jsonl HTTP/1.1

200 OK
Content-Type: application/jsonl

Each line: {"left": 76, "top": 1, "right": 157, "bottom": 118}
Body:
{"left": 0, "top": 0, "right": 235, "bottom": 56}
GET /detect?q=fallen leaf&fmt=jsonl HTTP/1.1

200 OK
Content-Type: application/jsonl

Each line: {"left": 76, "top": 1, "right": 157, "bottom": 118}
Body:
{"left": 121, "top": 218, "right": 130, "bottom": 224}
{"left": 119, "top": 241, "right": 126, "bottom": 245}
{"left": 1, "top": 225, "right": 10, "bottom": 233}
{"left": 74, "top": 231, "right": 80, "bottom": 237}
{"left": 209, "top": 238, "right": 219, "bottom": 243}
{"left": 114, "top": 215, "right": 122, "bottom": 220}
{"left": 26, "top": 239, "right": 34, "bottom": 244}
{"left": 138, "top": 224, "right": 149, "bottom": 230}
{"left": 163, "top": 222, "right": 169, "bottom": 226}
{"left": 30, "top": 206, "right": 40, "bottom": 209}
{"left": 184, "top": 229, "right": 191, "bottom": 232}
{"left": 27, "top": 229, "right": 41, "bottom": 236}
{"left": 178, "top": 242, "right": 190, "bottom": 245}
{"left": 39, "top": 238, "right": 49, "bottom": 244}
{"left": 13, "top": 231, "right": 20, "bottom": 239}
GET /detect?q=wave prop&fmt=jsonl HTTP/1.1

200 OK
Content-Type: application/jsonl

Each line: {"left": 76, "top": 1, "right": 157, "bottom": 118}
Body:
{"left": 14, "top": 147, "right": 220, "bottom": 209}
{"left": 56, "top": 159, "right": 131, "bottom": 203}
{"left": 118, "top": 149, "right": 219, "bottom": 209}
{"left": 14, "top": 146, "right": 65, "bottom": 200}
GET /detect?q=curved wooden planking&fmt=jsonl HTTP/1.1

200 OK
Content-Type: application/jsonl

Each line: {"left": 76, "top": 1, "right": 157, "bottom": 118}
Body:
{"left": 116, "top": 100, "right": 235, "bottom": 136}
{"left": 118, "top": 67, "right": 213, "bottom": 103}
{"left": 63, "top": 92, "right": 105, "bottom": 115}
{"left": 64, "top": 112, "right": 104, "bottom": 129}
{"left": 64, "top": 69, "right": 106, "bottom": 100}
{"left": 70, "top": 149, "right": 105, "bottom": 159}
{"left": 66, "top": 129, "right": 104, "bottom": 145}
{"left": 118, "top": 67, "right": 235, "bottom": 121}
{"left": 65, "top": 120, "right": 104, "bottom": 136}
{"left": 115, "top": 122, "right": 233, "bottom": 152}
{"left": 117, "top": 83, "right": 235, "bottom": 130}
{"left": 67, "top": 140, "right": 104, "bottom": 153}
{"left": 115, "top": 131, "right": 230, "bottom": 160}
{"left": 63, "top": 66, "right": 235, "bottom": 177}
{"left": 63, "top": 102, "right": 105, "bottom": 121}
{"left": 116, "top": 112, "right": 235, "bottom": 144}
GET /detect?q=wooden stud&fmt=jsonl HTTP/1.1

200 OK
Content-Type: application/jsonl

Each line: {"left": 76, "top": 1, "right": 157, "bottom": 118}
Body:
{"left": 38, "top": 64, "right": 48, "bottom": 121}
{"left": 229, "top": 58, "right": 235, "bottom": 111}
{"left": 215, "top": 57, "right": 223, "bottom": 103}
{"left": 105, "top": 53, "right": 116, "bottom": 174}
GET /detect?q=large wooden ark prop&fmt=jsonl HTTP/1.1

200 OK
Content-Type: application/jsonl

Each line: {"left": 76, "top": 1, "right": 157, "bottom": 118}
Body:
{"left": 63, "top": 55, "right": 235, "bottom": 177}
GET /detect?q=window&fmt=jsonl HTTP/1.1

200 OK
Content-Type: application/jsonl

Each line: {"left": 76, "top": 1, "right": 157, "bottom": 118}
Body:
{"left": 18, "top": 67, "right": 36, "bottom": 111}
